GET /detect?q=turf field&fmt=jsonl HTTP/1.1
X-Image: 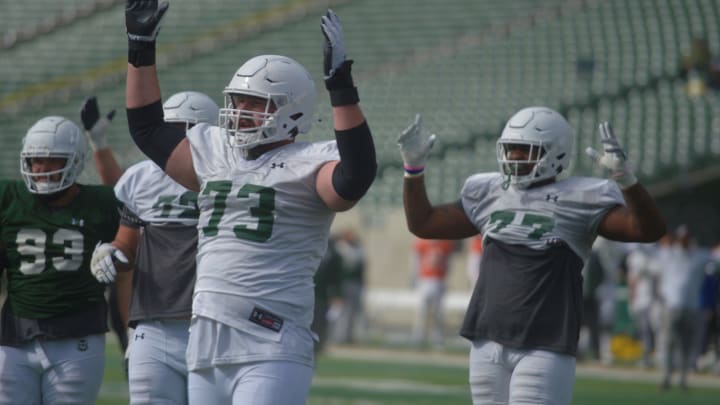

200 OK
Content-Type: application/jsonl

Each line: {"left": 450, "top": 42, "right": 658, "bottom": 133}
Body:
{"left": 97, "top": 340, "right": 720, "bottom": 404}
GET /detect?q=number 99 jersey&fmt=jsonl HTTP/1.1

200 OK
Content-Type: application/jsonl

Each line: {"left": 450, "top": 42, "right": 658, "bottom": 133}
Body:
{"left": 0, "top": 180, "right": 119, "bottom": 320}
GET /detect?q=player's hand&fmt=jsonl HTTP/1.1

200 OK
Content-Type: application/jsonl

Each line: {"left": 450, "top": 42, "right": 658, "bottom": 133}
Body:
{"left": 91, "top": 242, "right": 129, "bottom": 284}
{"left": 125, "top": 0, "right": 169, "bottom": 43}
{"left": 397, "top": 113, "right": 437, "bottom": 176}
{"left": 585, "top": 121, "right": 637, "bottom": 189}
{"left": 321, "top": 9, "right": 357, "bottom": 105}
{"left": 80, "top": 97, "right": 116, "bottom": 151}
{"left": 321, "top": 9, "right": 346, "bottom": 80}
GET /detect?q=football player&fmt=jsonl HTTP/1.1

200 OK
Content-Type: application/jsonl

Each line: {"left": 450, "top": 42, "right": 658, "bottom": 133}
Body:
{"left": 0, "top": 116, "right": 119, "bottom": 404}
{"left": 89, "top": 91, "right": 219, "bottom": 404}
{"left": 123, "top": 2, "right": 376, "bottom": 404}
{"left": 398, "top": 108, "right": 666, "bottom": 405}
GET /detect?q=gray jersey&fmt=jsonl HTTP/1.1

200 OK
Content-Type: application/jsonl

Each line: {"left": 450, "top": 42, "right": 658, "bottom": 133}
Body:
{"left": 459, "top": 173, "right": 624, "bottom": 355}
{"left": 114, "top": 161, "right": 199, "bottom": 325}
{"left": 187, "top": 124, "right": 338, "bottom": 336}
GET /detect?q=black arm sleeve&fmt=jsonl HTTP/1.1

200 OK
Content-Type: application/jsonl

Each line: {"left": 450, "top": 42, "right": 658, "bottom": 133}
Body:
{"left": 126, "top": 101, "right": 185, "bottom": 169}
{"left": 331, "top": 121, "right": 377, "bottom": 201}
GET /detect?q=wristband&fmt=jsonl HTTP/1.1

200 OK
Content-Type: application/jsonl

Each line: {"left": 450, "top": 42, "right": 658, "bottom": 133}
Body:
{"left": 329, "top": 87, "right": 360, "bottom": 107}
{"left": 403, "top": 165, "right": 425, "bottom": 177}
{"left": 128, "top": 40, "right": 156, "bottom": 67}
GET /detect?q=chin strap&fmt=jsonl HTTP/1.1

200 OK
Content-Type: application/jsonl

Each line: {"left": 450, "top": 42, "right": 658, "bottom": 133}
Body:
{"left": 502, "top": 173, "right": 512, "bottom": 190}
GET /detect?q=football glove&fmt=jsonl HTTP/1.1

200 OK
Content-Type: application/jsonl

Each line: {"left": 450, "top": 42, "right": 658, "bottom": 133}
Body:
{"left": 397, "top": 113, "right": 437, "bottom": 176}
{"left": 125, "top": 0, "right": 169, "bottom": 66}
{"left": 321, "top": 9, "right": 358, "bottom": 106}
{"left": 125, "top": 0, "right": 168, "bottom": 42}
{"left": 80, "top": 97, "right": 116, "bottom": 151}
{"left": 585, "top": 121, "right": 638, "bottom": 189}
{"left": 91, "top": 242, "right": 129, "bottom": 284}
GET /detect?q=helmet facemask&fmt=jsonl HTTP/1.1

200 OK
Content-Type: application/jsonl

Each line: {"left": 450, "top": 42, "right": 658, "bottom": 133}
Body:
{"left": 219, "top": 92, "right": 288, "bottom": 150}
{"left": 497, "top": 141, "right": 550, "bottom": 189}
{"left": 496, "top": 107, "right": 573, "bottom": 189}
{"left": 21, "top": 156, "right": 77, "bottom": 194}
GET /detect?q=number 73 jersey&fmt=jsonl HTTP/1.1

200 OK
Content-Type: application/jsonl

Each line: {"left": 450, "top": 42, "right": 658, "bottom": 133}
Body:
{"left": 461, "top": 173, "right": 624, "bottom": 261}
{"left": 187, "top": 126, "right": 340, "bottom": 328}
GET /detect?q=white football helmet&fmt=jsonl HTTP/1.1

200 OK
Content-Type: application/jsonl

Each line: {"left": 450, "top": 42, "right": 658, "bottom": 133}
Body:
{"left": 219, "top": 55, "right": 317, "bottom": 149}
{"left": 20, "top": 116, "right": 88, "bottom": 194}
{"left": 496, "top": 106, "right": 573, "bottom": 188}
{"left": 163, "top": 91, "right": 220, "bottom": 128}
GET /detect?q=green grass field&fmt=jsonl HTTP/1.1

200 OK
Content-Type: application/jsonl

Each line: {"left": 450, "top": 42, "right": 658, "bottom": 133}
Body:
{"left": 97, "top": 340, "right": 720, "bottom": 404}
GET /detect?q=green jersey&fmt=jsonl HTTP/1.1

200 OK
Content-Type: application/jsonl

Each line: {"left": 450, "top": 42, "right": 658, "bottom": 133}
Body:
{"left": 0, "top": 180, "right": 119, "bottom": 319}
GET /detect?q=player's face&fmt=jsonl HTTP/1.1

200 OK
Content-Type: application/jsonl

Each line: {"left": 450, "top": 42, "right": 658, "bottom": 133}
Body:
{"left": 30, "top": 157, "right": 67, "bottom": 182}
{"left": 504, "top": 144, "right": 543, "bottom": 175}
{"left": 229, "top": 94, "right": 277, "bottom": 129}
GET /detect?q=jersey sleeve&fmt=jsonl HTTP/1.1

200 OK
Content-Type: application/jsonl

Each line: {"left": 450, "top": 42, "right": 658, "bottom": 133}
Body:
{"left": 585, "top": 179, "right": 624, "bottom": 235}
{"left": 460, "top": 172, "right": 502, "bottom": 229}
{"left": 114, "top": 162, "right": 146, "bottom": 210}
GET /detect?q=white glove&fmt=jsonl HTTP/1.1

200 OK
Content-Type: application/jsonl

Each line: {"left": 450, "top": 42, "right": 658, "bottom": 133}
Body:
{"left": 397, "top": 113, "right": 437, "bottom": 176}
{"left": 91, "top": 242, "right": 129, "bottom": 284}
{"left": 80, "top": 97, "right": 116, "bottom": 151}
{"left": 585, "top": 121, "right": 638, "bottom": 189}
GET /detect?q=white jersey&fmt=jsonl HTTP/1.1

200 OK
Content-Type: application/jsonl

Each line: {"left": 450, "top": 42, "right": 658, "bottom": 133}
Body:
{"left": 187, "top": 124, "right": 339, "bottom": 333}
{"left": 461, "top": 173, "right": 624, "bottom": 262}
{"left": 114, "top": 160, "right": 198, "bottom": 226}
{"left": 460, "top": 172, "right": 624, "bottom": 355}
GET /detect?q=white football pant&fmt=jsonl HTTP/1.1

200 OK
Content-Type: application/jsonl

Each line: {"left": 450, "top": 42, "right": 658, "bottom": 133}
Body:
{"left": 0, "top": 334, "right": 105, "bottom": 405}
{"left": 469, "top": 339, "right": 575, "bottom": 405}
{"left": 188, "top": 360, "right": 313, "bottom": 405}
{"left": 128, "top": 319, "right": 190, "bottom": 404}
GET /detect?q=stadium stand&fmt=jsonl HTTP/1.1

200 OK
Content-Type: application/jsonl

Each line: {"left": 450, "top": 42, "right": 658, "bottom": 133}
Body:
{"left": 1, "top": 0, "right": 719, "bottom": 212}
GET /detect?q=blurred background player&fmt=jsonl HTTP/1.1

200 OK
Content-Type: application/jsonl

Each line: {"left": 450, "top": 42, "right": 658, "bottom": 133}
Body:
{"left": 312, "top": 233, "right": 342, "bottom": 354}
{"left": 0, "top": 116, "right": 119, "bottom": 404}
{"left": 409, "top": 237, "right": 456, "bottom": 349}
{"left": 89, "top": 91, "right": 219, "bottom": 404}
{"left": 398, "top": 109, "right": 666, "bottom": 405}
{"left": 331, "top": 229, "right": 368, "bottom": 345}
{"left": 123, "top": 2, "right": 376, "bottom": 404}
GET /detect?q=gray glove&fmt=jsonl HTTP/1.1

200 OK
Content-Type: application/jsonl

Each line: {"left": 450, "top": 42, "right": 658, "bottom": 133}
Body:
{"left": 125, "top": 0, "right": 169, "bottom": 42}
{"left": 585, "top": 121, "right": 638, "bottom": 189}
{"left": 397, "top": 113, "right": 437, "bottom": 176}
{"left": 125, "top": 0, "right": 169, "bottom": 66}
{"left": 321, "top": 9, "right": 358, "bottom": 106}
{"left": 321, "top": 9, "right": 346, "bottom": 81}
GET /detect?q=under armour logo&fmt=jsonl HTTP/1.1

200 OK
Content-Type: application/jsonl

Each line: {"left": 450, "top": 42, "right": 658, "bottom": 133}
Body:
{"left": 545, "top": 194, "right": 559, "bottom": 202}
{"left": 271, "top": 162, "right": 286, "bottom": 169}
{"left": 77, "top": 339, "right": 88, "bottom": 351}
{"left": 134, "top": 333, "right": 145, "bottom": 341}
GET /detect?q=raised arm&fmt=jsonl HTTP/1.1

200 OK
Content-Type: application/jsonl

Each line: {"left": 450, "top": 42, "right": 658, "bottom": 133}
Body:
{"left": 398, "top": 114, "right": 479, "bottom": 239}
{"left": 587, "top": 122, "right": 667, "bottom": 242}
{"left": 80, "top": 97, "right": 123, "bottom": 186}
{"left": 315, "top": 10, "right": 377, "bottom": 212}
{"left": 124, "top": 0, "right": 199, "bottom": 191}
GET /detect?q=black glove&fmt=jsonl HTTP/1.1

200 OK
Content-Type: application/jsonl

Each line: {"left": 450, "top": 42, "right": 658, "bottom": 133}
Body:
{"left": 125, "top": 0, "right": 169, "bottom": 67}
{"left": 321, "top": 9, "right": 359, "bottom": 106}
{"left": 80, "top": 97, "right": 116, "bottom": 151}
